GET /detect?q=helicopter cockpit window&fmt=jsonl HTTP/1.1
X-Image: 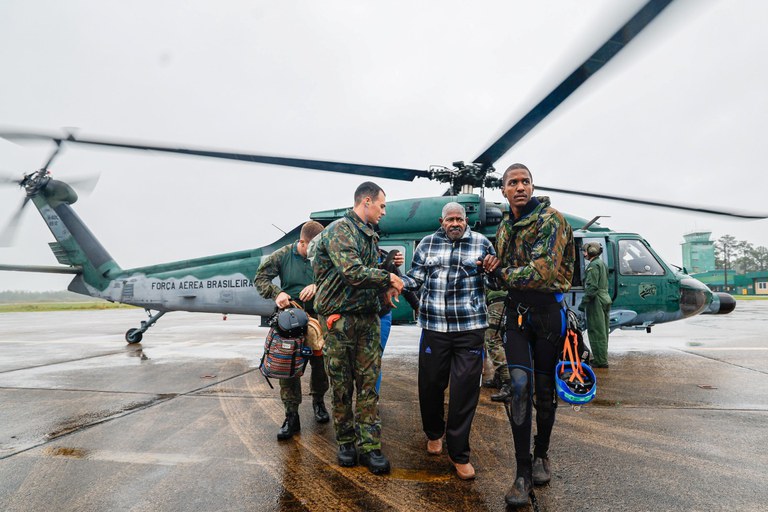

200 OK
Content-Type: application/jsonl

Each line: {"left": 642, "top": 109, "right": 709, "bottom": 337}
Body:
{"left": 618, "top": 240, "right": 665, "bottom": 276}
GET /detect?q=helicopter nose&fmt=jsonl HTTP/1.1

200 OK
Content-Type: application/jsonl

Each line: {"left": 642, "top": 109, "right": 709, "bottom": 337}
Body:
{"left": 679, "top": 277, "right": 711, "bottom": 318}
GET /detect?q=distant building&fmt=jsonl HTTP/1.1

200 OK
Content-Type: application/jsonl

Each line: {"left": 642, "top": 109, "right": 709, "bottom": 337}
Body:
{"left": 681, "top": 231, "right": 716, "bottom": 274}
{"left": 692, "top": 269, "right": 768, "bottom": 295}
{"left": 682, "top": 231, "right": 767, "bottom": 295}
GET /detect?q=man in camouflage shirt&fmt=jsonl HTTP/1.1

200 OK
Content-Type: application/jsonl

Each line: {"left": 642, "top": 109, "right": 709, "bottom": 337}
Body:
{"left": 253, "top": 220, "right": 328, "bottom": 440}
{"left": 312, "top": 181, "right": 404, "bottom": 475}
{"left": 490, "top": 163, "right": 575, "bottom": 508}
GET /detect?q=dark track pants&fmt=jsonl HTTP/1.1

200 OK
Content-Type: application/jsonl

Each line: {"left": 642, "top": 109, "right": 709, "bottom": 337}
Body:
{"left": 418, "top": 328, "right": 484, "bottom": 464}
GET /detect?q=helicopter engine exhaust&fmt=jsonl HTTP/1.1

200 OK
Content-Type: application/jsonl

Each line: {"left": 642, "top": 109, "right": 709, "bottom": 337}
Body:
{"left": 704, "top": 292, "right": 737, "bottom": 315}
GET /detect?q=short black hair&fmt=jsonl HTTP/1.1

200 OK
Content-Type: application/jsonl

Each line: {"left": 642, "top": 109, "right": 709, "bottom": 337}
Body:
{"left": 501, "top": 163, "right": 533, "bottom": 186}
{"left": 354, "top": 181, "right": 385, "bottom": 205}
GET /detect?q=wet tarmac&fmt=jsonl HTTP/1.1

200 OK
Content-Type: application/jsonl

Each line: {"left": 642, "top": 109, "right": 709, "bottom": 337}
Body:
{"left": 1, "top": 302, "right": 767, "bottom": 511}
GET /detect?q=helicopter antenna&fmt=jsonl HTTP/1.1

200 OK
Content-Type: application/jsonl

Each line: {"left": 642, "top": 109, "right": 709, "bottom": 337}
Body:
{"left": 271, "top": 223, "right": 287, "bottom": 235}
{"left": 580, "top": 216, "right": 610, "bottom": 230}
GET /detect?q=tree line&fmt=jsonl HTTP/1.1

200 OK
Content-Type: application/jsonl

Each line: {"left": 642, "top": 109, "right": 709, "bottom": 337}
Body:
{"left": 0, "top": 290, "right": 93, "bottom": 303}
{"left": 715, "top": 235, "right": 768, "bottom": 273}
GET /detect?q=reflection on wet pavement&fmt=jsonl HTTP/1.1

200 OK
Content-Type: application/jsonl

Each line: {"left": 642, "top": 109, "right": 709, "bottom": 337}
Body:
{"left": 1, "top": 304, "right": 767, "bottom": 511}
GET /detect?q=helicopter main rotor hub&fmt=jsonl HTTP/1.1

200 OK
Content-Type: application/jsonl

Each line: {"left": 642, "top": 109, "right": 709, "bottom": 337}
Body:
{"left": 427, "top": 161, "right": 499, "bottom": 195}
{"left": 20, "top": 169, "right": 51, "bottom": 196}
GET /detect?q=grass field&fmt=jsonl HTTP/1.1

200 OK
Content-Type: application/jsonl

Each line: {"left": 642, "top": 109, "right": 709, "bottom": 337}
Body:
{"left": 0, "top": 302, "right": 138, "bottom": 313}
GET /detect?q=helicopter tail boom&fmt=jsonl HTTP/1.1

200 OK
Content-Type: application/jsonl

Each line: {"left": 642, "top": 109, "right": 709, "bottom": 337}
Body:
{"left": 26, "top": 179, "right": 123, "bottom": 296}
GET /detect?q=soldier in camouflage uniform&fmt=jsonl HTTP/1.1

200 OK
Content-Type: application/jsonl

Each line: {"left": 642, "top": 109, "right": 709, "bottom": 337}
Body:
{"left": 489, "top": 163, "right": 575, "bottom": 508}
{"left": 312, "top": 181, "right": 404, "bottom": 475}
{"left": 484, "top": 290, "right": 510, "bottom": 397}
{"left": 253, "top": 220, "right": 328, "bottom": 441}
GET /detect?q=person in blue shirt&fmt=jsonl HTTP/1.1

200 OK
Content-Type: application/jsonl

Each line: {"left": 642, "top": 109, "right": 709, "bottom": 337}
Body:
{"left": 401, "top": 202, "right": 499, "bottom": 481}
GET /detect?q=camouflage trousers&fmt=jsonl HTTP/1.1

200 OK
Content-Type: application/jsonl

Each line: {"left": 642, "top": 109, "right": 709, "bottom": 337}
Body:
{"left": 279, "top": 354, "right": 329, "bottom": 414}
{"left": 320, "top": 313, "right": 382, "bottom": 452}
{"left": 484, "top": 300, "right": 510, "bottom": 382}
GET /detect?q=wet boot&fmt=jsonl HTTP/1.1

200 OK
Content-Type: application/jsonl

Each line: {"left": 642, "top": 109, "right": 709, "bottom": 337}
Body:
{"left": 504, "top": 476, "right": 532, "bottom": 508}
{"left": 337, "top": 442, "right": 358, "bottom": 467}
{"left": 359, "top": 449, "right": 391, "bottom": 475}
{"left": 313, "top": 401, "right": 330, "bottom": 423}
{"left": 491, "top": 380, "right": 512, "bottom": 402}
{"left": 532, "top": 456, "right": 551, "bottom": 485}
{"left": 276, "top": 412, "right": 300, "bottom": 441}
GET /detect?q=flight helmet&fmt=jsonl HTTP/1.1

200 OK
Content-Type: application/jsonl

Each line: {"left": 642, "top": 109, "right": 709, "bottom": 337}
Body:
{"left": 555, "top": 361, "right": 597, "bottom": 404}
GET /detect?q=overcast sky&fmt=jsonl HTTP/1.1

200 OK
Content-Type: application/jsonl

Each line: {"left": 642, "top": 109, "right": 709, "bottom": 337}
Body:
{"left": 1, "top": 0, "right": 766, "bottom": 292}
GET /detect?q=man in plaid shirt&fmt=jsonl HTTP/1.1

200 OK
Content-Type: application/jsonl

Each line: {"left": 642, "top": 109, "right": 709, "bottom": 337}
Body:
{"left": 401, "top": 202, "right": 499, "bottom": 480}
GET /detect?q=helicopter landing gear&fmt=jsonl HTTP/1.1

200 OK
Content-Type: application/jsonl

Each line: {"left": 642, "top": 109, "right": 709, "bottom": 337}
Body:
{"left": 125, "top": 309, "right": 166, "bottom": 344}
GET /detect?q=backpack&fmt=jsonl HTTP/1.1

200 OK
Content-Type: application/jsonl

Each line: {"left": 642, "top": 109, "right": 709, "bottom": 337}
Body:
{"left": 258, "top": 306, "right": 311, "bottom": 388}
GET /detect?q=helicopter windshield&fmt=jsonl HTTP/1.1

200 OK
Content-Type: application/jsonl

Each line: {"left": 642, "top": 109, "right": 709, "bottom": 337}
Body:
{"left": 618, "top": 239, "right": 665, "bottom": 276}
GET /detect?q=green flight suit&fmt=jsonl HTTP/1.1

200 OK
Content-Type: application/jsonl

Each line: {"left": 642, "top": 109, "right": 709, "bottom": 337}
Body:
{"left": 582, "top": 256, "right": 611, "bottom": 366}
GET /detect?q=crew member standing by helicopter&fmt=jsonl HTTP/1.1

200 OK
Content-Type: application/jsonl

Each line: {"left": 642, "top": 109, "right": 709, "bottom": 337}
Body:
{"left": 490, "top": 163, "right": 575, "bottom": 509}
{"left": 253, "top": 220, "right": 328, "bottom": 441}
{"left": 312, "top": 181, "right": 404, "bottom": 475}
{"left": 580, "top": 242, "right": 611, "bottom": 368}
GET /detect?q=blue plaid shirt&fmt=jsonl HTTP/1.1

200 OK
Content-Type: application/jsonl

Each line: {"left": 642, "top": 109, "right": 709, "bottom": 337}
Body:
{"left": 402, "top": 226, "right": 496, "bottom": 333}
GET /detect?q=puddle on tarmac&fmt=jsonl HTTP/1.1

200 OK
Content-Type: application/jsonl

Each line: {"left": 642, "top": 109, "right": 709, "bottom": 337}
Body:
{"left": 44, "top": 446, "right": 89, "bottom": 458}
{"left": 389, "top": 467, "right": 453, "bottom": 482}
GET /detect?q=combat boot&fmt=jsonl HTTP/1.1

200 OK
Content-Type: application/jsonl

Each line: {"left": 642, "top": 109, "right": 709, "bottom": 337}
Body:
{"left": 504, "top": 476, "right": 532, "bottom": 508}
{"left": 276, "top": 412, "right": 300, "bottom": 440}
{"left": 337, "top": 443, "right": 357, "bottom": 467}
{"left": 532, "top": 456, "right": 551, "bottom": 485}
{"left": 313, "top": 401, "right": 330, "bottom": 423}
{"left": 359, "top": 449, "right": 391, "bottom": 475}
{"left": 491, "top": 380, "right": 512, "bottom": 402}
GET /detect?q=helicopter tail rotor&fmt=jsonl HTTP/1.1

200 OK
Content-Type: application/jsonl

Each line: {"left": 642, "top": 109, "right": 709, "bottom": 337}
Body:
{"left": 0, "top": 138, "right": 99, "bottom": 246}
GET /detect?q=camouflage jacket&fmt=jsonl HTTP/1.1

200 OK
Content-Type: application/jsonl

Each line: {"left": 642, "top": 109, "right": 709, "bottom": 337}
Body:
{"left": 312, "top": 210, "right": 391, "bottom": 315}
{"left": 253, "top": 242, "right": 314, "bottom": 310}
{"left": 494, "top": 196, "right": 575, "bottom": 295}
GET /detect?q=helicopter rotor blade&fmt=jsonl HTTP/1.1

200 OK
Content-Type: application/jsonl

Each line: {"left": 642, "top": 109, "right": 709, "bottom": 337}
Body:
{"left": 535, "top": 185, "right": 768, "bottom": 220}
{"left": 41, "top": 139, "right": 64, "bottom": 171}
{"left": 67, "top": 173, "right": 101, "bottom": 195}
{"left": 0, "top": 174, "right": 22, "bottom": 186}
{"left": 473, "top": 0, "right": 674, "bottom": 167}
{"left": 0, "top": 196, "right": 31, "bottom": 247}
{"left": 0, "top": 130, "right": 430, "bottom": 183}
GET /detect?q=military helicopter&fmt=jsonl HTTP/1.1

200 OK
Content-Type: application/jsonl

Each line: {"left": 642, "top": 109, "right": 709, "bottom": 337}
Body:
{"left": 0, "top": 0, "right": 760, "bottom": 343}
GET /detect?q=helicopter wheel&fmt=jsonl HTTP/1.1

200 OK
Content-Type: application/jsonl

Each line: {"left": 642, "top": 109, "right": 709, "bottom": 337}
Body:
{"left": 125, "top": 328, "right": 143, "bottom": 344}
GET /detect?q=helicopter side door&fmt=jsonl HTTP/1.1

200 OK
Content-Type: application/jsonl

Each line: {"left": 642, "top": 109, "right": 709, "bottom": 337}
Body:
{"left": 570, "top": 236, "right": 614, "bottom": 305}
